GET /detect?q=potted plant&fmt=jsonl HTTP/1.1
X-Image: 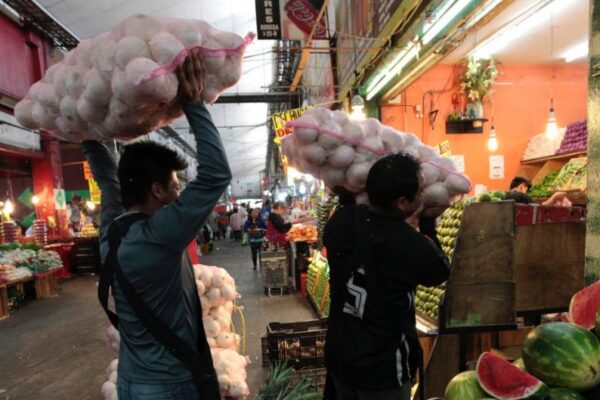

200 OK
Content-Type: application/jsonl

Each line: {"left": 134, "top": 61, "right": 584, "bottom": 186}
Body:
{"left": 459, "top": 57, "right": 498, "bottom": 118}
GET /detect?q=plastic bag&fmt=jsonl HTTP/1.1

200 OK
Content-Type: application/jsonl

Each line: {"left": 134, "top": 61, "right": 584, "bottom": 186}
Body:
{"left": 14, "top": 14, "right": 255, "bottom": 142}
{"left": 283, "top": 107, "right": 472, "bottom": 206}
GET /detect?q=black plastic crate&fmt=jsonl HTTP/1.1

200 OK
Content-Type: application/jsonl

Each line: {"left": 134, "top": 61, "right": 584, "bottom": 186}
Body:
{"left": 290, "top": 367, "right": 327, "bottom": 394}
{"left": 262, "top": 319, "right": 327, "bottom": 368}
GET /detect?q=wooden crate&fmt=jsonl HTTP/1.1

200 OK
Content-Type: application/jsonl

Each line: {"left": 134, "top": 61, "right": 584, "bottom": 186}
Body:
{"left": 513, "top": 221, "right": 585, "bottom": 313}
{"left": 34, "top": 271, "right": 59, "bottom": 299}
{"left": 441, "top": 202, "right": 516, "bottom": 330}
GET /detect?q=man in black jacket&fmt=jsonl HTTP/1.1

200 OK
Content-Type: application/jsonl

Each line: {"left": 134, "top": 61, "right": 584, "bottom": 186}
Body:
{"left": 323, "top": 153, "right": 450, "bottom": 400}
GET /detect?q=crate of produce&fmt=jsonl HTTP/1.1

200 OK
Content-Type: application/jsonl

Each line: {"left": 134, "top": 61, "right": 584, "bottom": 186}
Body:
{"left": 262, "top": 319, "right": 327, "bottom": 368}
{"left": 261, "top": 252, "right": 289, "bottom": 288}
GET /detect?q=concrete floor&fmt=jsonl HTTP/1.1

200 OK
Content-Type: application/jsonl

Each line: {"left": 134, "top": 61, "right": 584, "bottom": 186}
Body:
{"left": 0, "top": 240, "right": 315, "bottom": 399}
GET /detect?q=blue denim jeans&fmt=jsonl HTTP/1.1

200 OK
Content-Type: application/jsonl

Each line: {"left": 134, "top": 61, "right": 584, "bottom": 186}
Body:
{"left": 117, "top": 376, "right": 198, "bottom": 400}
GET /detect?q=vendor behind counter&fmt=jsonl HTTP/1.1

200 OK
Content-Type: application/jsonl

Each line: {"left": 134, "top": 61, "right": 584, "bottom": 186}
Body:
{"left": 506, "top": 176, "right": 571, "bottom": 207}
{"left": 266, "top": 201, "right": 313, "bottom": 249}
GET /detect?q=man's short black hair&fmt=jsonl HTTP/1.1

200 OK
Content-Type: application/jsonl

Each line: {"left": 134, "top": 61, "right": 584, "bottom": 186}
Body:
{"left": 366, "top": 153, "right": 421, "bottom": 210}
{"left": 510, "top": 177, "right": 532, "bottom": 190}
{"left": 118, "top": 141, "right": 188, "bottom": 209}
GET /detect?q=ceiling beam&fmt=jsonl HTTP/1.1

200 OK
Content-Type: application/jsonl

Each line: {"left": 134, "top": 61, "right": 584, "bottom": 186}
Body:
{"left": 214, "top": 92, "right": 299, "bottom": 104}
{"left": 289, "top": 0, "right": 330, "bottom": 92}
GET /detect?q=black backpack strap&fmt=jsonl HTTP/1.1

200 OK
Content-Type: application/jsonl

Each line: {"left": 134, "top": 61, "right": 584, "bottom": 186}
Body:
{"left": 100, "top": 213, "right": 220, "bottom": 399}
{"left": 98, "top": 213, "right": 148, "bottom": 329}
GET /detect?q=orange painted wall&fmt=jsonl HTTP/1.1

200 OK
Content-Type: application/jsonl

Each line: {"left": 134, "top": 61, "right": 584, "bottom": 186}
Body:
{"left": 381, "top": 63, "right": 588, "bottom": 190}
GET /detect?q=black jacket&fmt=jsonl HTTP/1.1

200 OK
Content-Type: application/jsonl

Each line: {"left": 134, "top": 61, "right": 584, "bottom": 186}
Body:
{"left": 323, "top": 205, "right": 449, "bottom": 390}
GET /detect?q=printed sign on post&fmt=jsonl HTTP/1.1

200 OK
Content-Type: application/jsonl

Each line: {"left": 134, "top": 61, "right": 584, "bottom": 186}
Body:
{"left": 436, "top": 140, "right": 451, "bottom": 157}
{"left": 489, "top": 155, "right": 505, "bottom": 179}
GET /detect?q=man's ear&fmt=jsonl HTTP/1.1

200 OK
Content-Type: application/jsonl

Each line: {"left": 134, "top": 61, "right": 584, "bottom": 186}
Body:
{"left": 150, "top": 181, "right": 163, "bottom": 200}
{"left": 394, "top": 197, "right": 408, "bottom": 213}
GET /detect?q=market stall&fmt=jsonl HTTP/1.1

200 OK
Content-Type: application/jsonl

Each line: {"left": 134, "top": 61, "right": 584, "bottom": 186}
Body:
{"left": 0, "top": 243, "right": 63, "bottom": 319}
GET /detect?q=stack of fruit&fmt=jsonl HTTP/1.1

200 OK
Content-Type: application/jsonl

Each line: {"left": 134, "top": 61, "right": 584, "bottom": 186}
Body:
{"left": 476, "top": 190, "right": 506, "bottom": 202}
{"left": 307, "top": 253, "right": 330, "bottom": 317}
{"left": 316, "top": 197, "right": 338, "bottom": 248}
{"left": 415, "top": 285, "right": 445, "bottom": 320}
{"left": 444, "top": 281, "right": 600, "bottom": 400}
{"left": 437, "top": 200, "right": 465, "bottom": 261}
{"left": 553, "top": 158, "right": 587, "bottom": 191}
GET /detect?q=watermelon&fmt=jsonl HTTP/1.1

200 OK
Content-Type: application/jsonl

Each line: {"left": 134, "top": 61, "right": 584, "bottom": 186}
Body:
{"left": 523, "top": 322, "right": 600, "bottom": 390}
{"left": 476, "top": 352, "right": 546, "bottom": 399}
{"left": 444, "top": 370, "right": 487, "bottom": 400}
{"left": 569, "top": 281, "right": 600, "bottom": 329}
{"left": 596, "top": 308, "right": 600, "bottom": 338}
{"left": 546, "top": 388, "right": 586, "bottom": 400}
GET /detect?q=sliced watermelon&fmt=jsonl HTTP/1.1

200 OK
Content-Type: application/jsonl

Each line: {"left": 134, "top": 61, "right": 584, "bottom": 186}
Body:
{"left": 569, "top": 280, "right": 600, "bottom": 329}
{"left": 476, "top": 352, "right": 546, "bottom": 400}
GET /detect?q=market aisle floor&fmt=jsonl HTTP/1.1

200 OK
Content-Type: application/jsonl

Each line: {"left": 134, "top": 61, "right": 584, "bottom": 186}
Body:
{"left": 0, "top": 240, "right": 314, "bottom": 400}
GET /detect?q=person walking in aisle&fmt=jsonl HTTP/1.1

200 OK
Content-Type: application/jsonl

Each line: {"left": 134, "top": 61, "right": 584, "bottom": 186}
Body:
{"left": 217, "top": 212, "right": 228, "bottom": 241}
{"left": 229, "top": 207, "right": 242, "bottom": 241}
{"left": 323, "top": 153, "right": 450, "bottom": 400}
{"left": 83, "top": 52, "right": 231, "bottom": 400}
{"left": 244, "top": 208, "right": 266, "bottom": 270}
{"left": 208, "top": 210, "right": 220, "bottom": 240}
{"left": 238, "top": 202, "right": 248, "bottom": 221}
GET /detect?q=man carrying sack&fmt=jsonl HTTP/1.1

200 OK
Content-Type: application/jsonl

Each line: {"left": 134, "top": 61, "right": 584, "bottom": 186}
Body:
{"left": 83, "top": 52, "right": 232, "bottom": 400}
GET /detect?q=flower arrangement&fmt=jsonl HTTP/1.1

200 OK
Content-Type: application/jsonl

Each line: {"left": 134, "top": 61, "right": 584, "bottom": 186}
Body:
{"left": 459, "top": 57, "right": 498, "bottom": 102}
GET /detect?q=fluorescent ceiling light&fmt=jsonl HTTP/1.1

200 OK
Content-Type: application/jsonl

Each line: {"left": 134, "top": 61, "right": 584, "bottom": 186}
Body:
{"left": 562, "top": 41, "right": 588, "bottom": 62}
{"left": 388, "top": 45, "right": 420, "bottom": 76}
{"left": 464, "top": 0, "right": 502, "bottom": 30}
{"left": 470, "top": 0, "right": 577, "bottom": 60}
{"left": 366, "top": 48, "right": 408, "bottom": 94}
{"left": 422, "top": 0, "right": 472, "bottom": 45}
{"left": 366, "top": 45, "right": 419, "bottom": 100}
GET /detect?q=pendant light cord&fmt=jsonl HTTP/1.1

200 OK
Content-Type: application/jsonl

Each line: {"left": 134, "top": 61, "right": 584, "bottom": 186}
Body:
{"left": 550, "top": 8, "right": 555, "bottom": 108}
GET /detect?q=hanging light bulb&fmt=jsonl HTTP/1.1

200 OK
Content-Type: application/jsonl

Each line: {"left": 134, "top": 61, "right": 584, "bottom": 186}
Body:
{"left": 3, "top": 200, "right": 14, "bottom": 216}
{"left": 31, "top": 195, "right": 40, "bottom": 205}
{"left": 350, "top": 93, "right": 366, "bottom": 121}
{"left": 545, "top": 98, "right": 559, "bottom": 139}
{"left": 487, "top": 125, "right": 499, "bottom": 152}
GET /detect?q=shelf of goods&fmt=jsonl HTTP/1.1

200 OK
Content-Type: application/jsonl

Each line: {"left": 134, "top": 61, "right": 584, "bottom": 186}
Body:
{"left": 0, "top": 243, "right": 63, "bottom": 320}
{"left": 306, "top": 252, "right": 330, "bottom": 318}
{"left": 520, "top": 120, "right": 588, "bottom": 205}
{"left": 415, "top": 198, "right": 586, "bottom": 399}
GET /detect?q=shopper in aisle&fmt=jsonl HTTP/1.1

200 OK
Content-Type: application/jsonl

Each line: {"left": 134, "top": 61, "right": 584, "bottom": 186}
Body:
{"left": 506, "top": 176, "right": 570, "bottom": 206}
{"left": 217, "top": 212, "right": 229, "bottom": 241}
{"left": 208, "top": 210, "right": 220, "bottom": 240}
{"left": 229, "top": 207, "right": 242, "bottom": 241}
{"left": 238, "top": 202, "right": 248, "bottom": 221}
{"left": 323, "top": 153, "right": 450, "bottom": 400}
{"left": 83, "top": 52, "right": 230, "bottom": 400}
{"left": 244, "top": 208, "right": 266, "bottom": 270}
